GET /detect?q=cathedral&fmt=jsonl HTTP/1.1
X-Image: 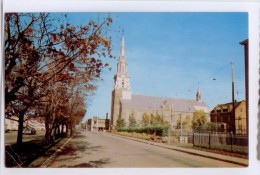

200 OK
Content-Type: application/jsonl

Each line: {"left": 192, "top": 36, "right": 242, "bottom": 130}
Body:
{"left": 110, "top": 37, "right": 210, "bottom": 129}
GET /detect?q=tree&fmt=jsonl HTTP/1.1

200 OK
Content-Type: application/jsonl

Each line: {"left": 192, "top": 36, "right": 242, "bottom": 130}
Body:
{"left": 176, "top": 119, "right": 181, "bottom": 129}
{"left": 128, "top": 112, "right": 137, "bottom": 128}
{"left": 116, "top": 118, "right": 126, "bottom": 129}
{"left": 202, "top": 122, "right": 220, "bottom": 131}
{"left": 150, "top": 113, "right": 157, "bottom": 125}
{"left": 4, "top": 13, "right": 114, "bottom": 147}
{"left": 141, "top": 113, "right": 149, "bottom": 127}
{"left": 192, "top": 110, "right": 208, "bottom": 129}
{"left": 153, "top": 113, "right": 164, "bottom": 125}
{"left": 183, "top": 115, "right": 192, "bottom": 130}
{"left": 66, "top": 95, "right": 86, "bottom": 136}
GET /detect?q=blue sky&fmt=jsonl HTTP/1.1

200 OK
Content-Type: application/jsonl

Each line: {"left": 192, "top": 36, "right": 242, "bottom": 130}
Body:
{"left": 68, "top": 12, "right": 248, "bottom": 121}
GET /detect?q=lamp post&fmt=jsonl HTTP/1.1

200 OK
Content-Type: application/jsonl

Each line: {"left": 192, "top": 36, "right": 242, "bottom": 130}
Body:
{"left": 180, "top": 114, "right": 182, "bottom": 137}
{"left": 171, "top": 104, "right": 173, "bottom": 125}
{"left": 149, "top": 106, "right": 151, "bottom": 126}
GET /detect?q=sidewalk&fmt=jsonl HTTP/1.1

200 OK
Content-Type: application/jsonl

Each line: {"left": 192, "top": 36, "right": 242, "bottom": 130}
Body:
{"left": 107, "top": 132, "right": 248, "bottom": 167}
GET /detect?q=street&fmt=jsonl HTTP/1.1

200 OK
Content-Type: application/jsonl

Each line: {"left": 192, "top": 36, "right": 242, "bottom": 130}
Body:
{"left": 48, "top": 131, "right": 241, "bottom": 168}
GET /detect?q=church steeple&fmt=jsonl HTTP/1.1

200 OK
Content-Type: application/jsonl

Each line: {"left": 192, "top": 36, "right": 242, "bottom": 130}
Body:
{"left": 120, "top": 36, "right": 125, "bottom": 58}
{"left": 196, "top": 84, "right": 202, "bottom": 102}
{"left": 116, "top": 36, "right": 127, "bottom": 76}
{"left": 111, "top": 36, "right": 132, "bottom": 129}
{"left": 114, "top": 36, "right": 131, "bottom": 93}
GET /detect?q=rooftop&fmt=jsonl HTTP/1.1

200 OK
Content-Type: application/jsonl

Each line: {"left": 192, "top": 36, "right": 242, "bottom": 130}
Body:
{"left": 121, "top": 94, "right": 210, "bottom": 113}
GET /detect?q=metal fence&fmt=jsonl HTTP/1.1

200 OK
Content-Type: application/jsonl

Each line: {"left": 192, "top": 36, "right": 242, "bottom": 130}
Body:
{"left": 192, "top": 132, "right": 248, "bottom": 153}
{"left": 168, "top": 127, "right": 248, "bottom": 154}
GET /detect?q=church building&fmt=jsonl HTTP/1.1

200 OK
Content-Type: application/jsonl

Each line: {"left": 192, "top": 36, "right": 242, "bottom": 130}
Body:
{"left": 110, "top": 37, "right": 210, "bottom": 129}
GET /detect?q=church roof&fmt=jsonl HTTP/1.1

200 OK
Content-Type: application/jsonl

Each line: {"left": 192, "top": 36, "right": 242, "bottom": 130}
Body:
{"left": 210, "top": 100, "right": 246, "bottom": 113}
{"left": 121, "top": 94, "right": 210, "bottom": 113}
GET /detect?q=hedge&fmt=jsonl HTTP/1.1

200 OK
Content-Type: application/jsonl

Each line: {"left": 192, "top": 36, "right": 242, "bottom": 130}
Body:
{"left": 117, "top": 125, "right": 168, "bottom": 136}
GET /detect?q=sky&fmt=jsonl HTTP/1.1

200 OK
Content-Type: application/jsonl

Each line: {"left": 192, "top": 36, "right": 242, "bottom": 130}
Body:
{"left": 67, "top": 12, "right": 248, "bottom": 121}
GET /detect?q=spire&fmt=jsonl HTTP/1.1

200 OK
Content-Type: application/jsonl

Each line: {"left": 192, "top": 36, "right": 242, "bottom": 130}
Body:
{"left": 120, "top": 36, "right": 125, "bottom": 59}
{"left": 116, "top": 36, "right": 127, "bottom": 75}
{"left": 114, "top": 36, "right": 131, "bottom": 92}
{"left": 196, "top": 83, "right": 202, "bottom": 102}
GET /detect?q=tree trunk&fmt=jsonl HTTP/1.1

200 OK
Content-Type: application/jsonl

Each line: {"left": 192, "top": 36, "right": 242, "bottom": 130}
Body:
{"left": 69, "top": 124, "right": 73, "bottom": 137}
{"left": 61, "top": 124, "right": 64, "bottom": 136}
{"left": 57, "top": 124, "right": 61, "bottom": 138}
{"left": 45, "top": 115, "right": 51, "bottom": 144}
{"left": 65, "top": 124, "right": 69, "bottom": 137}
{"left": 16, "top": 113, "right": 25, "bottom": 150}
{"left": 51, "top": 126, "right": 55, "bottom": 141}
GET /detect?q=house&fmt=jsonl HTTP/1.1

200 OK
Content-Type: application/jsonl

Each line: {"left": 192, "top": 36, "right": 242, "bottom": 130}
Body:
{"left": 210, "top": 100, "right": 247, "bottom": 135}
{"left": 87, "top": 116, "right": 110, "bottom": 131}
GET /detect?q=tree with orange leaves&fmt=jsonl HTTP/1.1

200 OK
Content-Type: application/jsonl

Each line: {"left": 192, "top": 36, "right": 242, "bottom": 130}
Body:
{"left": 5, "top": 13, "right": 114, "bottom": 147}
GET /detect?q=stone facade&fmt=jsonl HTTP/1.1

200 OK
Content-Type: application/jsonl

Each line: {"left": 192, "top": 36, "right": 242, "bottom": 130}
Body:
{"left": 120, "top": 95, "right": 210, "bottom": 127}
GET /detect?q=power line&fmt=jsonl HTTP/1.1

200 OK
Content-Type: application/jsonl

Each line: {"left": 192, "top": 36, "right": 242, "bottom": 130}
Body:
{"left": 200, "top": 62, "right": 230, "bottom": 85}
{"left": 187, "top": 62, "right": 230, "bottom": 92}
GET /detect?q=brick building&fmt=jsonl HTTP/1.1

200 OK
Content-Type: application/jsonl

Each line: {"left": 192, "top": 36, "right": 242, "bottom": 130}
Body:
{"left": 210, "top": 100, "right": 247, "bottom": 135}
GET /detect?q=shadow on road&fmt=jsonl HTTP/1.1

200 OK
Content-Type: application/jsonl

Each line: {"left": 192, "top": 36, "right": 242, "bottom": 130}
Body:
{"left": 49, "top": 132, "right": 112, "bottom": 168}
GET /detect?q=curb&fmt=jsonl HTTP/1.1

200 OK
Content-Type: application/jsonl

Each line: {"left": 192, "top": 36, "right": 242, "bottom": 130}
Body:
{"left": 40, "top": 134, "right": 76, "bottom": 168}
{"left": 107, "top": 132, "right": 248, "bottom": 167}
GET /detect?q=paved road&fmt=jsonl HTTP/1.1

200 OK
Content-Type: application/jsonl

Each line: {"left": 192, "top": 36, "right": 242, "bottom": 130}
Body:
{"left": 48, "top": 131, "right": 241, "bottom": 168}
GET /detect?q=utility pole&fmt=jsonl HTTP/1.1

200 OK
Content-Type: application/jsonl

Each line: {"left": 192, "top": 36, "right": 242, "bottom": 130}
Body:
{"left": 231, "top": 62, "right": 236, "bottom": 135}
{"left": 180, "top": 114, "right": 182, "bottom": 137}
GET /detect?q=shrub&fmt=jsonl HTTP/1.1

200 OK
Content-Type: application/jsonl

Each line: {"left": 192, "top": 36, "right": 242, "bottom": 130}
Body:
{"left": 117, "top": 125, "right": 168, "bottom": 136}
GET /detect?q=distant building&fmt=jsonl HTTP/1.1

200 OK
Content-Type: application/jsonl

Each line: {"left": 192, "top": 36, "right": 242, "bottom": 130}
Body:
{"left": 5, "top": 116, "right": 19, "bottom": 131}
{"left": 210, "top": 100, "right": 247, "bottom": 135}
{"left": 5, "top": 116, "right": 45, "bottom": 132}
{"left": 24, "top": 118, "right": 45, "bottom": 131}
{"left": 110, "top": 37, "right": 210, "bottom": 129}
{"left": 87, "top": 117, "right": 110, "bottom": 131}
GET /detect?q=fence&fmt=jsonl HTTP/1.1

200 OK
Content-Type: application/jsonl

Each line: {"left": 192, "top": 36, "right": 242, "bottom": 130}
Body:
{"left": 168, "top": 127, "right": 248, "bottom": 154}
{"left": 192, "top": 132, "right": 248, "bottom": 153}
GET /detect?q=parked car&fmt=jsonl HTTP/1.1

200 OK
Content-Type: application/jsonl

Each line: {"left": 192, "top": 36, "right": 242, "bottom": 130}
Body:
{"left": 5, "top": 124, "right": 10, "bottom": 133}
{"left": 23, "top": 127, "right": 36, "bottom": 135}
